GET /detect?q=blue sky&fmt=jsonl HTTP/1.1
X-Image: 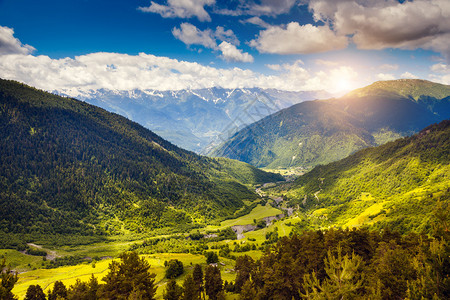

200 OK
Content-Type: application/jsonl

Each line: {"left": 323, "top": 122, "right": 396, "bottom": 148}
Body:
{"left": 0, "top": 0, "right": 449, "bottom": 96}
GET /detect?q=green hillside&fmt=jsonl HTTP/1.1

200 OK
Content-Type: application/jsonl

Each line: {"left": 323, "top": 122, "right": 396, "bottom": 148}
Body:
{"left": 285, "top": 120, "right": 450, "bottom": 233}
{"left": 212, "top": 79, "right": 450, "bottom": 169}
{"left": 0, "top": 79, "right": 282, "bottom": 241}
{"left": 347, "top": 78, "right": 450, "bottom": 100}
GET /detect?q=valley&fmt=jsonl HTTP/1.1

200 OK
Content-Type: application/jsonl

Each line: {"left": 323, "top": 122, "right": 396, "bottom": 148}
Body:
{"left": 0, "top": 79, "right": 449, "bottom": 300}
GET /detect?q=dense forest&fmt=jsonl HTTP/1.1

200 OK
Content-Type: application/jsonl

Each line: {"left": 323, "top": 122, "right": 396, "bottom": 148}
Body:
{"left": 0, "top": 79, "right": 282, "bottom": 243}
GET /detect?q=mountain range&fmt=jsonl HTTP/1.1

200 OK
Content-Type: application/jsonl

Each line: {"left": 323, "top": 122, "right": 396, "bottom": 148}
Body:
{"left": 212, "top": 79, "right": 450, "bottom": 169}
{"left": 0, "top": 79, "right": 282, "bottom": 237}
{"left": 58, "top": 88, "right": 330, "bottom": 153}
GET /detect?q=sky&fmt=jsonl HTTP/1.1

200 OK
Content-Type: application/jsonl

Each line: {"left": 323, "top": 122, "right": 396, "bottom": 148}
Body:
{"left": 0, "top": 0, "right": 449, "bottom": 96}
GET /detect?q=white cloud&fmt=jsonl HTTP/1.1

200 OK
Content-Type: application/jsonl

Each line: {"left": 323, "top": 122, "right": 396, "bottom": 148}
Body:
{"left": 250, "top": 22, "right": 348, "bottom": 54}
{"left": 430, "top": 63, "right": 450, "bottom": 73}
{"left": 429, "top": 63, "right": 450, "bottom": 84}
{"left": 376, "top": 73, "right": 396, "bottom": 81}
{"left": 0, "top": 28, "right": 369, "bottom": 96}
{"left": 172, "top": 23, "right": 252, "bottom": 62}
{"left": 307, "top": 0, "right": 450, "bottom": 59}
{"left": 218, "top": 41, "right": 254, "bottom": 62}
{"left": 216, "top": 0, "right": 299, "bottom": 17}
{"left": 214, "top": 26, "right": 239, "bottom": 45}
{"left": 379, "top": 64, "right": 399, "bottom": 71}
{"left": 172, "top": 23, "right": 216, "bottom": 48}
{"left": 240, "top": 17, "right": 271, "bottom": 28}
{"left": 266, "top": 64, "right": 281, "bottom": 71}
{"left": 315, "top": 59, "right": 340, "bottom": 67}
{"left": 401, "top": 72, "right": 418, "bottom": 79}
{"left": 138, "top": 0, "right": 215, "bottom": 22}
{"left": 0, "top": 26, "right": 35, "bottom": 55}
{"left": 0, "top": 51, "right": 367, "bottom": 96}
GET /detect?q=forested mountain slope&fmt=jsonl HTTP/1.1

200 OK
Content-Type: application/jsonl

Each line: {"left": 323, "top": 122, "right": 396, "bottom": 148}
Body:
{"left": 213, "top": 79, "right": 450, "bottom": 169}
{"left": 0, "top": 79, "right": 282, "bottom": 237}
{"left": 286, "top": 120, "right": 450, "bottom": 233}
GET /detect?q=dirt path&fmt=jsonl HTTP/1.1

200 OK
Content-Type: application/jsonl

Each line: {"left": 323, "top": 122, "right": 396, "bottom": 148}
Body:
{"left": 27, "top": 243, "right": 61, "bottom": 261}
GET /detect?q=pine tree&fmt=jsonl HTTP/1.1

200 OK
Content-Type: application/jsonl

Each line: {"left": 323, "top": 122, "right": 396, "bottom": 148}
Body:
{"left": 182, "top": 275, "right": 199, "bottom": 300}
{"left": 204, "top": 265, "right": 222, "bottom": 300}
{"left": 234, "top": 255, "right": 254, "bottom": 292}
{"left": 101, "top": 252, "right": 157, "bottom": 299}
{"left": 239, "top": 280, "right": 256, "bottom": 300}
{"left": 192, "top": 264, "right": 203, "bottom": 299}
{"left": 24, "top": 285, "right": 46, "bottom": 300}
{"left": 163, "top": 280, "right": 183, "bottom": 300}
{"left": 0, "top": 259, "right": 18, "bottom": 300}
{"left": 48, "top": 281, "right": 68, "bottom": 300}
{"left": 302, "top": 246, "right": 364, "bottom": 299}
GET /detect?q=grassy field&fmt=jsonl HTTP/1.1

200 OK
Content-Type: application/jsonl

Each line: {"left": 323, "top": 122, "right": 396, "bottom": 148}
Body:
{"left": 13, "top": 259, "right": 111, "bottom": 299}
{"left": 0, "top": 250, "right": 45, "bottom": 273}
{"left": 211, "top": 204, "right": 283, "bottom": 230}
{"left": 12, "top": 252, "right": 239, "bottom": 300}
{"left": 6, "top": 201, "right": 296, "bottom": 299}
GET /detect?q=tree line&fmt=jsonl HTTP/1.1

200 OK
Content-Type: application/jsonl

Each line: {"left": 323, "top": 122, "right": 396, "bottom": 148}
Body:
{"left": 2, "top": 225, "right": 448, "bottom": 299}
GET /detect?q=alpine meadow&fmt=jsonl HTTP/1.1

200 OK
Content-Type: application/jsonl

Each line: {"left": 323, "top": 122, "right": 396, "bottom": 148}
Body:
{"left": 0, "top": 1, "right": 449, "bottom": 300}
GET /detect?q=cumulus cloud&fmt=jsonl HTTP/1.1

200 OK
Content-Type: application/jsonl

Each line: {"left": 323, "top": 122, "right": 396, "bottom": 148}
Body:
{"left": 379, "top": 64, "right": 399, "bottom": 71}
{"left": 218, "top": 41, "right": 254, "bottom": 62}
{"left": 0, "top": 50, "right": 365, "bottom": 96}
{"left": 0, "top": 27, "right": 368, "bottom": 96}
{"left": 214, "top": 26, "right": 239, "bottom": 45}
{"left": 315, "top": 59, "right": 340, "bottom": 67}
{"left": 266, "top": 64, "right": 282, "bottom": 71}
{"left": 401, "top": 72, "right": 418, "bottom": 79}
{"left": 0, "top": 26, "right": 35, "bottom": 55}
{"left": 429, "top": 62, "right": 450, "bottom": 84}
{"left": 240, "top": 16, "right": 271, "bottom": 28}
{"left": 138, "top": 0, "right": 215, "bottom": 21}
{"left": 307, "top": 0, "right": 450, "bottom": 59}
{"left": 172, "top": 23, "right": 216, "bottom": 48}
{"left": 216, "top": 0, "right": 299, "bottom": 17}
{"left": 172, "top": 23, "right": 252, "bottom": 62}
{"left": 430, "top": 63, "right": 450, "bottom": 73}
{"left": 249, "top": 22, "right": 348, "bottom": 54}
{"left": 376, "top": 73, "right": 396, "bottom": 81}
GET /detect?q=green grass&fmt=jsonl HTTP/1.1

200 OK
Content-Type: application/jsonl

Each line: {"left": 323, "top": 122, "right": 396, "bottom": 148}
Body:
{"left": 219, "top": 205, "right": 282, "bottom": 228}
{"left": 344, "top": 202, "right": 385, "bottom": 228}
{"left": 12, "top": 252, "right": 239, "bottom": 300}
{"left": 13, "top": 259, "right": 112, "bottom": 299}
{"left": 0, "top": 250, "right": 45, "bottom": 273}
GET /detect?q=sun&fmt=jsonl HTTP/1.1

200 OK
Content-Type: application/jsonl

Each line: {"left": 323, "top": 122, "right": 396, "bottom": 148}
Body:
{"left": 334, "top": 78, "right": 353, "bottom": 94}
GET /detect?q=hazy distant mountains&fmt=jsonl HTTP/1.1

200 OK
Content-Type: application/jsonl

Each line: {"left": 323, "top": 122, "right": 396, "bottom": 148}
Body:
{"left": 212, "top": 79, "right": 450, "bottom": 169}
{"left": 58, "top": 88, "right": 330, "bottom": 153}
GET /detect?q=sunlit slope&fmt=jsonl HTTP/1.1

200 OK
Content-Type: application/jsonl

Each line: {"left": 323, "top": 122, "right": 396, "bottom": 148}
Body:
{"left": 287, "top": 120, "right": 450, "bottom": 232}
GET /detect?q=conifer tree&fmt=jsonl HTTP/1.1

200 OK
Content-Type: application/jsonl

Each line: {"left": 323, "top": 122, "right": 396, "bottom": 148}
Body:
{"left": 234, "top": 255, "right": 254, "bottom": 292}
{"left": 204, "top": 265, "right": 222, "bottom": 300}
{"left": 0, "top": 259, "right": 17, "bottom": 300}
{"left": 48, "top": 281, "right": 68, "bottom": 300}
{"left": 24, "top": 285, "right": 46, "bottom": 300}
{"left": 101, "top": 252, "right": 157, "bottom": 299}
{"left": 302, "top": 246, "right": 364, "bottom": 299}
{"left": 163, "top": 280, "right": 183, "bottom": 300}
{"left": 182, "top": 275, "right": 199, "bottom": 300}
{"left": 192, "top": 264, "right": 203, "bottom": 299}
